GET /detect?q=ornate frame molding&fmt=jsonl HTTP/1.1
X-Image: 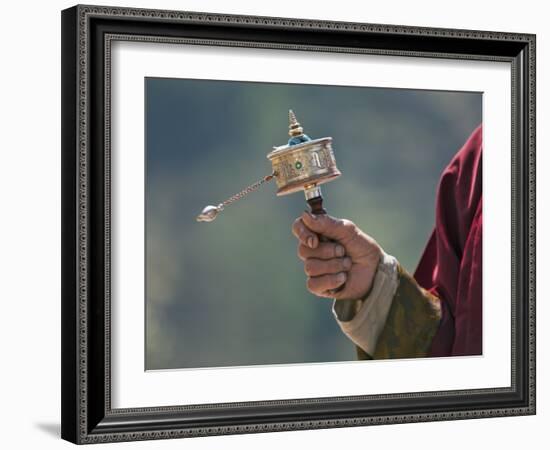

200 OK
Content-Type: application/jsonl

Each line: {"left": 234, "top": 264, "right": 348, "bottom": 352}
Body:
{"left": 61, "top": 4, "right": 536, "bottom": 444}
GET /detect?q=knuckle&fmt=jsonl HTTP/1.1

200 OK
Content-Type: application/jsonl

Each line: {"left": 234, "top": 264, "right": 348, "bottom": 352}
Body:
{"left": 306, "top": 277, "right": 316, "bottom": 291}
{"left": 341, "top": 218, "right": 356, "bottom": 231}
{"left": 323, "top": 244, "right": 336, "bottom": 258}
{"left": 333, "top": 258, "right": 345, "bottom": 271}
{"left": 327, "top": 274, "right": 338, "bottom": 288}
{"left": 341, "top": 219, "right": 359, "bottom": 241}
{"left": 330, "top": 272, "right": 346, "bottom": 288}
{"left": 319, "top": 243, "right": 339, "bottom": 259}
{"left": 292, "top": 218, "right": 303, "bottom": 235}
{"left": 304, "top": 259, "right": 316, "bottom": 275}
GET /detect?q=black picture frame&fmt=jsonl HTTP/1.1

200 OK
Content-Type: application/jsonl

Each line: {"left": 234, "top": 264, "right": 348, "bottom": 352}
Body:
{"left": 61, "top": 4, "right": 536, "bottom": 444}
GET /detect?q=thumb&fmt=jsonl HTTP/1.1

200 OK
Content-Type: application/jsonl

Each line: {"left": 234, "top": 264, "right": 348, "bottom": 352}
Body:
{"left": 301, "top": 211, "right": 357, "bottom": 243}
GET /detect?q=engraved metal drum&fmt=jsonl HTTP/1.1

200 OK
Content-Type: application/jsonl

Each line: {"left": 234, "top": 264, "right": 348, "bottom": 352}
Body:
{"left": 267, "top": 137, "right": 341, "bottom": 196}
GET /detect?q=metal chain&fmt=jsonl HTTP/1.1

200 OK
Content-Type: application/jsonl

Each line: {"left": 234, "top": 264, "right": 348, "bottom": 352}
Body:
{"left": 220, "top": 172, "right": 276, "bottom": 207}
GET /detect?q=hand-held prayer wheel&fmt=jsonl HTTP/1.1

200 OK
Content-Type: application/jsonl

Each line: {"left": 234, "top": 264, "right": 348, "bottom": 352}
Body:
{"left": 196, "top": 110, "right": 342, "bottom": 221}
{"left": 197, "top": 110, "right": 344, "bottom": 294}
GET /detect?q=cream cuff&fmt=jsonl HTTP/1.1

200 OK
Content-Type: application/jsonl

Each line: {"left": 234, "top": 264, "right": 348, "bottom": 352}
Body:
{"left": 331, "top": 251, "right": 399, "bottom": 356}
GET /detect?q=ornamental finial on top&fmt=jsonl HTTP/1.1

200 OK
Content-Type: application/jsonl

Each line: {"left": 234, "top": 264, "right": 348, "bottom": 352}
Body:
{"left": 288, "top": 109, "right": 304, "bottom": 137}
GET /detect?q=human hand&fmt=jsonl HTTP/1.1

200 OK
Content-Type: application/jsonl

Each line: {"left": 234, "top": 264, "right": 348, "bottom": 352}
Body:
{"left": 292, "top": 212, "right": 382, "bottom": 300}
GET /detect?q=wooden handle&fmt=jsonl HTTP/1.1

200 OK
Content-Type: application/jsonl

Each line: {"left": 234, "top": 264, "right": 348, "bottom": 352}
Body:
{"left": 306, "top": 196, "right": 327, "bottom": 216}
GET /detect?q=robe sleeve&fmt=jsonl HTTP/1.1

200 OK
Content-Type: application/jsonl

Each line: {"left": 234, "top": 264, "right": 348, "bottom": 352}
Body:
{"left": 332, "top": 253, "right": 442, "bottom": 360}
{"left": 332, "top": 251, "right": 399, "bottom": 356}
{"left": 370, "top": 263, "right": 442, "bottom": 359}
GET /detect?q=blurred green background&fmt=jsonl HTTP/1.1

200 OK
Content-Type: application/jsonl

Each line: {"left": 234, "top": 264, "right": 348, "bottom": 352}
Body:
{"left": 145, "top": 78, "right": 481, "bottom": 370}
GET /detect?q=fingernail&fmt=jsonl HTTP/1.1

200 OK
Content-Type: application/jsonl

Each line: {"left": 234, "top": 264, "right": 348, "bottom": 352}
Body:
{"left": 335, "top": 245, "right": 345, "bottom": 257}
{"left": 337, "top": 272, "right": 347, "bottom": 283}
{"left": 307, "top": 236, "right": 315, "bottom": 248}
{"left": 343, "top": 257, "right": 352, "bottom": 270}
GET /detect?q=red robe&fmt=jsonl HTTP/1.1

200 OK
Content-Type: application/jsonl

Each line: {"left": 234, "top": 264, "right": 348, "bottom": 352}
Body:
{"left": 414, "top": 125, "right": 483, "bottom": 356}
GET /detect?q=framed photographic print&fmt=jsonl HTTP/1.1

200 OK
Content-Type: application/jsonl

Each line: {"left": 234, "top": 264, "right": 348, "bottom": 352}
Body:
{"left": 61, "top": 4, "right": 536, "bottom": 444}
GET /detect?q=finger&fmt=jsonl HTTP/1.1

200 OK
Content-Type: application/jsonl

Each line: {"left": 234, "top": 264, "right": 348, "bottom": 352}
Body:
{"left": 297, "top": 242, "right": 345, "bottom": 261}
{"left": 304, "top": 257, "right": 352, "bottom": 277}
{"left": 307, "top": 272, "right": 347, "bottom": 295}
{"left": 301, "top": 212, "right": 358, "bottom": 244}
{"left": 292, "top": 217, "right": 318, "bottom": 248}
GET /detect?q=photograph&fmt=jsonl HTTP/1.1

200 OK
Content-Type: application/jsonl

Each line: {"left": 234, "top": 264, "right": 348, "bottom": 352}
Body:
{"left": 1, "top": 0, "right": 546, "bottom": 447}
{"left": 145, "top": 77, "right": 482, "bottom": 370}
{"left": 58, "top": 4, "right": 536, "bottom": 444}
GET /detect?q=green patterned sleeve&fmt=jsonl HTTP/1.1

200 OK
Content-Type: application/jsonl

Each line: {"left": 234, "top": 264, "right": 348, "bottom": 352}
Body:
{"left": 364, "top": 263, "right": 442, "bottom": 360}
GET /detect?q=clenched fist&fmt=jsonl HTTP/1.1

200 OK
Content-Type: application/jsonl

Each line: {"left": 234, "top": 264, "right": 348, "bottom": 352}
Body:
{"left": 292, "top": 212, "right": 382, "bottom": 300}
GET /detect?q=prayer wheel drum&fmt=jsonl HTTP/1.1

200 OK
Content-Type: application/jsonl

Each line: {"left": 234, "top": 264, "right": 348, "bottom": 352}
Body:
{"left": 267, "top": 136, "right": 341, "bottom": 196}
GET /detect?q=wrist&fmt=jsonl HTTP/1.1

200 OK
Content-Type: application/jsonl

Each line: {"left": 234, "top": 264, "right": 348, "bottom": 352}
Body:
{"left": 333, "top": 249, "right": 397, "bottom": 321}
{"left": 359, "top": 248, "right": 383, "bottom": 300}
{"left": 331, "top": 250, "right": 399, "bottom": 356}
